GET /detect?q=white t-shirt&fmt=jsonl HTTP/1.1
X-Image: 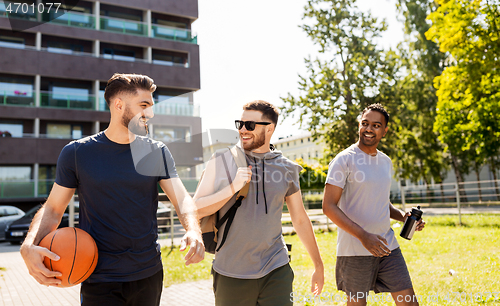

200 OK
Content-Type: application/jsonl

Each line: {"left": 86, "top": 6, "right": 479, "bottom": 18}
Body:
{"left": 326, "top": 143, "right": 399, "bottom": 256}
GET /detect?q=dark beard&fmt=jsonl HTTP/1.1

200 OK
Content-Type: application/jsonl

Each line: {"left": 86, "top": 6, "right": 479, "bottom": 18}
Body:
{"left": 242, "top": 129, "right": 266, "bottom": 151}
{"left": 122, "top": 105, "right": 148, "bottom": 136}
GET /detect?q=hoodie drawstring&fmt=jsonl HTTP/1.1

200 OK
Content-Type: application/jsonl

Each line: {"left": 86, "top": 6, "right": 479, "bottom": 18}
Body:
{"left": 253, "top": 157, "right": 258, "bottom": 206}
{"left": 252, "top": 157, "right": 268, "bottom": 214}
{"left": 262, "top": 159, "right": 268, "bottom": 214}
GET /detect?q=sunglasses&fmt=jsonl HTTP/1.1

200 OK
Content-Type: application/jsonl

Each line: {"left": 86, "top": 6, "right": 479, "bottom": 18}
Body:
{"left": 235, "top": 120, "right": 272, "bottom": 131}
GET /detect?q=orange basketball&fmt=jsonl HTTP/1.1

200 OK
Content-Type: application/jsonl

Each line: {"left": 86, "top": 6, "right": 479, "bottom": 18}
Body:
{"left": 39, "top": 227, "right": 98, "bottom": 287}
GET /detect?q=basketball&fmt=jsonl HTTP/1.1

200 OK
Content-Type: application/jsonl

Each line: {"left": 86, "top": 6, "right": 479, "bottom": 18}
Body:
{"left": 39, "top": 227, "right": 98, "bottom": 287}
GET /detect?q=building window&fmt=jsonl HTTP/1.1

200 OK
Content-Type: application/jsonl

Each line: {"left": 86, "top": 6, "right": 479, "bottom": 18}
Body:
{"left": 0, "top": 35, "right": 25, "bottom": 49}
{"left": 0, "top": 166, "right": 31, "bottom": 181}
{"left": 47, "top": 123, "right": 82, "bottom": 139}
{"left": 0, "top": 77, "right": 33, "bottom": 106}
{"left": 0, "top": 122, "right": 23, "bottom": 137}
{"left": 52, "top": 86, "right": 90, "bottom": 101}
{"left": 103, "top": 48, "right": 135, "bottom": 62}
{"left": 47, "top": 41, "right": 84, "bottom": 55}
{"left": 153, "top": 53, "right": 187, "bottom": 67}
{"left": 0, "top": 81, "right": 33, "bottom": 98}
{"left": 153, "top": 126, "right": 190, "bottom": 143}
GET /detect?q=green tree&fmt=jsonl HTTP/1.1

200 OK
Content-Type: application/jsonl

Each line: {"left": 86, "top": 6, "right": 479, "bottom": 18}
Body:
{"left": 296, "top": 158, "right": 328, "bottom": 191}
{"left": 427, "top": 0, "right": 500, "bottom": 199}
{"left": 395, "top": 0, "right": 450, "bottom": 200}
{"left": 281, "top": 0, "right": 400, "bottom": 161}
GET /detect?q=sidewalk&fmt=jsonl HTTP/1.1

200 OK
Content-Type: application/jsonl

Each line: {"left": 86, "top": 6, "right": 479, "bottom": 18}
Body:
{"left": 0, "top": 242, "right": 214, "bottom": 306}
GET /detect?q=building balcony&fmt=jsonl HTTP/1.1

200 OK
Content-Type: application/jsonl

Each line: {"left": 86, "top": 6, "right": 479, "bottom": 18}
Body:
{"left": 1, "top": 90, "right": 200, "bottom": 116}
{"left": 151, "top": 24, "right": 197, "bottom": 44}
{"left": 153, "top": 101, "right": 200, "bottom": 117}
{"left": 46, "top": 11, "right": 95, "bottom": 29}
{"left": 0, "top": 177, "right": 201, "bottom": 199}
{"left": 0, "top": 12, "right": 197, "bottom": 44}
{"left": 0, "top": 90, "right": 34, "bottom": 106}
{"left": 40, "top": 91, "right": 96, "bottom": 110}
{"left": 0, "top": 47, "right": 200, "bottom": 90}
{"left": 0, "top": 179, "right": 54, "bottom": 199}
{"left": 100, "top": 15, "right": 147, "bottom": 36}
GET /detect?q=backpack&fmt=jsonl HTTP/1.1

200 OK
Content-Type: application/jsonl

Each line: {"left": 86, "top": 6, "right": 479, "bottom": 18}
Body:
{"left": 199, "top": 145, "right": 249, "bottom": 254}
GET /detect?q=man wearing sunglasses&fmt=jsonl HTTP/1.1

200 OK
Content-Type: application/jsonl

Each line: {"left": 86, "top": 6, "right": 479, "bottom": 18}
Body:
{"left": 194, "top": 100, "right": 324, "bottom": 306}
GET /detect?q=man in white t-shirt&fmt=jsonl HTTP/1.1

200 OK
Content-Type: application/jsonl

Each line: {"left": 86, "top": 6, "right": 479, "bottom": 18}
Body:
{"left": 323, "top": 103, "right": 425, "bottom": 306}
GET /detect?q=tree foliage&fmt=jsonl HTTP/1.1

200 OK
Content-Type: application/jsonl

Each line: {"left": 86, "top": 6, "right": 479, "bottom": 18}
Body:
{"left": 426, "top": 0, "right": 500, "bottom": 187}
{"left": 394, "top": 0, "right": 450, "bottom": 185}
{"left": 281, "top": 0, "right": 400, "bottom": 161}
{"left": 296, "top": 158, "right": 328, "bottom": 190}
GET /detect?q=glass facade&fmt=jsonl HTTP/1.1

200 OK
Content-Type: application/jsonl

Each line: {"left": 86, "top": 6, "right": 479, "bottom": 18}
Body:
{"left": 0, "top": 77, "right": 34, "bottom": 106}
{"left": 46, "top": 123, "right": 82, "bottom": 139}
{"left": 153, "top": 126, "right": 191, "bottom": 143}
{"left": 0, "top": 122, "right": 23, "bottom": 137}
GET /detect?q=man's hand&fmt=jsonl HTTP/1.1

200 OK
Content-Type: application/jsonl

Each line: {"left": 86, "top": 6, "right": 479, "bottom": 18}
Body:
{"left": 232, "top": 166, "right": 252, "bottom": 191}
{"left": 360, "top": 232, "right": 391, "bottom": 257}
{"left": 20, "top": 244, "right": 62, "bottom": 286}
{"left": 179, "top": 230, "right": 205, "bottom": 266}
{"left": 311, "top": 267, "right": 324, "bottom": 296}
{"left": 404, "top": 212, "right": 426, "bottom": 231}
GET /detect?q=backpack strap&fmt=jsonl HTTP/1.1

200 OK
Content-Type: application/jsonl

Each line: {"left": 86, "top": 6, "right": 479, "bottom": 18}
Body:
{"left": 214, "top": 145, "right": 249, "bottom": 252}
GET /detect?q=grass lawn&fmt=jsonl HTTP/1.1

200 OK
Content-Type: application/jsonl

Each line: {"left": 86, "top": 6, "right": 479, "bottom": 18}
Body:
{"left": 162, "top": 214, "right": 500, "bottom": 305}
{"left": 287, "top": 214, "right": 500, "bottom": 305}
{"left": 161, "top": 246, "right": 214, "bottom": 287}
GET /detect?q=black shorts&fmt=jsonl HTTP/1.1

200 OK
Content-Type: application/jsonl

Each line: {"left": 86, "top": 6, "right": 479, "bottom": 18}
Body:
{"left": 80, "top": 270, "right": 163, "bottom": 306}
{"left": 336, "top": 247, "right": 413, "bottom": 297}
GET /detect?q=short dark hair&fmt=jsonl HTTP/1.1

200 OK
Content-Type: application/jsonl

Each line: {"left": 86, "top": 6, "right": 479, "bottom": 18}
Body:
{"left": 361, "top": 103, "right": 390, "bottom": 126}
{"left": 242, "top": 100, "right": 279, "bottom": 125}
{"left": 104, "top": 73, "right": 157, "bottom": 107}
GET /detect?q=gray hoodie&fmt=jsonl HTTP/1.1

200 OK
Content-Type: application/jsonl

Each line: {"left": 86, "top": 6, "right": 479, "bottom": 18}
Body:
{"left": 211, "top": 147, "right": 302, "bottom": 279}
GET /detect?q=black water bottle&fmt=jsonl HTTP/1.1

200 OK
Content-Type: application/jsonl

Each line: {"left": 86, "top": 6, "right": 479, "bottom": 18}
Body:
{"left": 400, "top": 206, "right": 423, "bottom": 240}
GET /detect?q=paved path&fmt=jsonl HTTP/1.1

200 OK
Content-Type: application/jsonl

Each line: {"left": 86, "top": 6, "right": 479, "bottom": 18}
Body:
{"left": 0, "top": 242, "right": 214, "bottom": 306}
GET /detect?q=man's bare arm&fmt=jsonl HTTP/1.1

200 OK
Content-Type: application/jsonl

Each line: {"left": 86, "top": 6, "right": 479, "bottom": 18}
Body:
{"left": 20, "top": 183, "right": 75, "bottom": 286}
{"left": 322, "top": 183, "right": 391, "bottom": 257}
{"left": 286, "top": 190, "right": 324, "bottom": 295}
{"left": 390, "top": 203, "right": 425, "bottom": 231}
{"left": 159, "top": 177, "right": 205, "bottom": 265}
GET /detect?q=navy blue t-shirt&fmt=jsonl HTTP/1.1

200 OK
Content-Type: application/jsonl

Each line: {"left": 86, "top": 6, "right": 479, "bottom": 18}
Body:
{"left": 55, "top": 131, "right": 178, "bottom": 283}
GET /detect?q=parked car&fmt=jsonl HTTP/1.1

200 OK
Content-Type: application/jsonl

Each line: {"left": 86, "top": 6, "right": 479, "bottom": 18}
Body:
{"left": 5, "top": 203, "right": 79, "bottom": 245}
{"left": 0, "top": 205, "right": 25, "bottom": 241}
{"left": 157, "top": 201, "right": 172, "bottom": 233}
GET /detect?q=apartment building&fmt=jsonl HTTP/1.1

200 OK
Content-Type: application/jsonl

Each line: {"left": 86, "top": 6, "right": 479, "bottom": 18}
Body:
{"left": 0, "top": 0, "right": 202, "bottom": 210}
{"left": 274, "top": 132, "right": 326, "bottom": 165}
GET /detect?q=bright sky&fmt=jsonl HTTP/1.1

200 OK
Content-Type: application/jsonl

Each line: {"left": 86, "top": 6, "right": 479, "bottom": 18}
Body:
{"left": 192, "top": 0, "right": 404, "bottom": 143}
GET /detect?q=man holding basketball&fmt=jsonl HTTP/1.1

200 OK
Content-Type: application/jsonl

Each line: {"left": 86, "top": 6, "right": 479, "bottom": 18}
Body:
{"left": 322, "top": 104, "right": 424, "bottom": 305}
{"left": 21, "top": 73, "right": 204, "bottom": 305}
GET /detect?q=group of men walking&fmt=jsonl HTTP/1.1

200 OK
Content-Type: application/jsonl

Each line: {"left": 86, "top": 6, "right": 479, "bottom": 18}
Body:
{"left": 21, "top": 73, "right": 424, "bottom": 306}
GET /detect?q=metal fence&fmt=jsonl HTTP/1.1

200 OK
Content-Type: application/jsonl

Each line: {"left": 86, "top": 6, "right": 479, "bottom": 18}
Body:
{"left": 401, "top": 179, "right": 500, "bottom": 224}
{"left": 65, "top": 179, "right": 500, "bottom": 244}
